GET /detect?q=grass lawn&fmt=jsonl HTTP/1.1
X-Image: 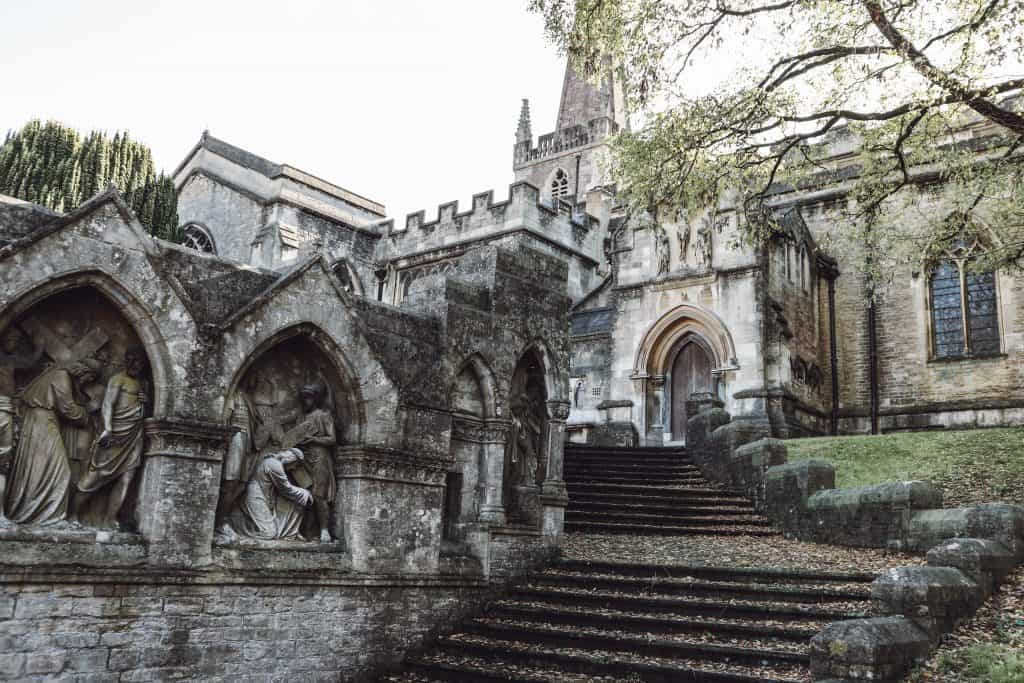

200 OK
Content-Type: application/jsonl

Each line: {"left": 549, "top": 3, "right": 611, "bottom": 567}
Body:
{"left": 783, "top": 426, "right": 1024, "bottom": 508}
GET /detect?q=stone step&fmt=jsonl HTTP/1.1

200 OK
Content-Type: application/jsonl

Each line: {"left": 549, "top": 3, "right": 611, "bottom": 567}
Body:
{"left": 457, "top": 620, "right": 810, "bottom": 666}
{"left": 565, "top": 445, "right": 688, "bottom": 455}
{"left": 568, "top": 492, "right": 756, "bottom": 508}
{"left": 401, "top": 651, "right": 802, "bottom": 683}
{"left": 552, "top": 559, "right": 879, "bottom": 584}
{"left": 564, "top": 473, "right": 709, "bottom": 485}
{"left": 565, "top": 458, "right": 700, "bottom": 471}
{"left": 563, "top": 520, "right": 779, "bottom": 536}
{"left": 567, "top": 501, "right": 758, "bottom": 517}
{"left": 565, "top": 511, "right": 773, "bottom": 527}
{"left": 486, "top": 604, "right": 819, "bottom": 642}
{"left": 566, "top": 482, "right": 746, "bottom": 498}
{"left": 531, "top": 573, "right": 869, "bottom": 603}
{"left": 508, "top": 586, "right": 870, "bottom": 621}
{"left": 429, "top": 636, "right": 807, "bottom": 683}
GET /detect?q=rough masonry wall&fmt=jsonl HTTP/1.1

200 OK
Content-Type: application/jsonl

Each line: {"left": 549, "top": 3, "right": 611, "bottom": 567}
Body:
{"left": 176, "top": 174, "right": 264, "bottom": 264}
{"left": 0, "top": 572, "right": 493, "bottom": 682}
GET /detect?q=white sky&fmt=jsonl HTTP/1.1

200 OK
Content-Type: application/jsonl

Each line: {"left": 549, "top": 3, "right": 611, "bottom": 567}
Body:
{"left": 0, "top": 1, "right": 566, "bottom": 220}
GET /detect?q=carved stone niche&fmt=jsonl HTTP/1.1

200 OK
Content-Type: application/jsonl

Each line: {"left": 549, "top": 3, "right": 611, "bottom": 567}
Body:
{"left": 504, "top": 349, "right": 548, "bottom": 527}
{"left": 217, "top": 333, "right": 356, "bottom": 547}
{"left": 1, "top": 287, "right": 153, "bottom": 534}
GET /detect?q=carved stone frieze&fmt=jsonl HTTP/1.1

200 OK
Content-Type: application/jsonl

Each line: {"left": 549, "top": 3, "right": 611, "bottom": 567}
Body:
{"left": 143, "top": 418, "right": 233, "bottom": 462}
{"left": 451, "top": 416, "right": 511, "bottom": 444}
{"left": 336, "top": 445, "right": 448, "bottom": 486}
{"left": 545, "top": 400, "right": 571, "bottom": 421}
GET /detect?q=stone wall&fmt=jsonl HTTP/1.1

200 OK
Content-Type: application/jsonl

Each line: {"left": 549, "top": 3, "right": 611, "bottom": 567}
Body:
{"left": 0, "top": 186, "right": 572, "bottom": 680}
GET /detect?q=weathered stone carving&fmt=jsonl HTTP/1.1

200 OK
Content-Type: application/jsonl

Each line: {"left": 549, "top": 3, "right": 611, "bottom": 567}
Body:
{"left": 215, "top": 374, "right": 262, "bottom": 535}
{"left": 233, "top": 447, "right": 312, "bottom": 540}
{"left": 0, "top": 327, "right": 42, "bottom": 515}
{"left": 221, "top": 336, "right": 346, "bottom": 544}
{"left": 4, "top": 358, "right": 101, "bottom": 525}
{"left": 72, "top": 347, "right": 149, "bottom": 527}
{"left": 654, "top": 226, "right": 670, "bottom": 275}
{"left": 677, "top": 223, "right": 691, "bottom": 264}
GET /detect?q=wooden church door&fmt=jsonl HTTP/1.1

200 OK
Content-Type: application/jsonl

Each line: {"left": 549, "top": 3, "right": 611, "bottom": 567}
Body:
{"left": 670, "top": 341, "right": 713, "bottom": 440}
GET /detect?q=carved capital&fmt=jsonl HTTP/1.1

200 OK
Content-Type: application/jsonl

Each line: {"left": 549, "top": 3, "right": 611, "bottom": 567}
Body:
{"left": 336, "top": 445, "right": 448, "bottom": 485}
{"left": 650, "top": 375, "right": 667, "bottom": 389}
{"left": 545, "top": 400, "right": 571, "bottom": 421}
{"left": 452, "top": 416, "right": 512, "bottom": 444}
{"left": 143, "top": 418, "right": 233, "bottom": 463}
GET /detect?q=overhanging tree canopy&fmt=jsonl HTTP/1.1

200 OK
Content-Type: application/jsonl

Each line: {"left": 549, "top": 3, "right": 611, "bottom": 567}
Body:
{"left": 529, "top": 0, "right": 1024, "bottom": 279}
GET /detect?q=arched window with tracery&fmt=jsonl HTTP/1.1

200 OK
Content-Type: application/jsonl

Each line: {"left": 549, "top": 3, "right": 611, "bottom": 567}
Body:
{"left": 929, "top": 234, "right": 1000, "bottom": 359}
{"left": 550, "top": 168, "right": 570, "bottom": 203}
{"left": 181, "top": 224, "right": 216, "bottom": 254}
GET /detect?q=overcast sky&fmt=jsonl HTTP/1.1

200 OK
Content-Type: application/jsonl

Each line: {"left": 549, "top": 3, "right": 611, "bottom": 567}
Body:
{"left": 0, "top": 1, "right": 567, "bottom": 220}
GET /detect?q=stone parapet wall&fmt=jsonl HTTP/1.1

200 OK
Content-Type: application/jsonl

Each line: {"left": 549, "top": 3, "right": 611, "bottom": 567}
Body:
{"left": 0, "top": 568, "right": 494, "bottom": 682}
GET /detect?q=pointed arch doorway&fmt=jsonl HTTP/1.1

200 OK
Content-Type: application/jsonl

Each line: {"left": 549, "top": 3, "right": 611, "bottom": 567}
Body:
{"left": 668, "top": 338, "right": 715, "bottom": 441}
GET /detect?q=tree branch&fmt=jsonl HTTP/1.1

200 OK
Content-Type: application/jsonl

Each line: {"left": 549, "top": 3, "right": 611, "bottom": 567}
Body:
{"left": 862, "top": 0, "right": 1024, "bottom": 135}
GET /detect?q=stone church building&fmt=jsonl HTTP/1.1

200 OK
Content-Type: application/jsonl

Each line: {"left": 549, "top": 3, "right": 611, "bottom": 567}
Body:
{"left": 0, "top": 54, "right": 1020, "bottom": 680}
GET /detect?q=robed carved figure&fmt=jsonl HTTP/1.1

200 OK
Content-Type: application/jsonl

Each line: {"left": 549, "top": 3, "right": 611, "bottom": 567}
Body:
{"left": 4, "top": 359, "right": 101, "bottom": 525}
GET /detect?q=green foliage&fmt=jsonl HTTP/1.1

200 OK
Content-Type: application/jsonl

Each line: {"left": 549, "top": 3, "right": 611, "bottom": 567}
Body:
{"left": 0, "top": 120, "right": 179, "bottom": 240}
{"left": 529, "top": 1, "right": 1024, "bottom": 282}
{"left": 784, "top": 427, "right": 1024, "bottom": 506}
{"left": 963, "top": 643, "right": 1024, "bottom": 683}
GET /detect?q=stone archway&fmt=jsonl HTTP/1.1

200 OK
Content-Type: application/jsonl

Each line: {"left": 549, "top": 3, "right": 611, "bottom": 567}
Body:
{"left": 217, "top": 325, "right": 361, "bottom": 544}
{"left": 632, "top": 304, "right": 738, "bottom": 444}
{"left": 1, "top": 285, "right": 158, "bottom": 529}
{"left": 504, "top": 347, "right": 548, "bottom": 525}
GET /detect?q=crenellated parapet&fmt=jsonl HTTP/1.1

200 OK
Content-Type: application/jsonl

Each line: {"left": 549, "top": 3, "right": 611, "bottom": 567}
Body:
{"left": 381, "top": 182, "right": 600, "bottom": 263}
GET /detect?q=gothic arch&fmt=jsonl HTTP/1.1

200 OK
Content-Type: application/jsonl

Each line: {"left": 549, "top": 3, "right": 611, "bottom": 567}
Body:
{"left": 514, "top": 339, "right": 565, "bottom": 405}
{"left": 0, "top": 269, "right": 174, "bottom": 419}
{"left": 224, "top": 322, "right": 366, "bottom": 445}
{"left": 544, "top": 167, "right": 572, "bottom": 204}
{"left": 451, "top": 353, "right": 498, "bottom": 419}
{"left": 633, "top": 303, "right": 738, "bottom": 377}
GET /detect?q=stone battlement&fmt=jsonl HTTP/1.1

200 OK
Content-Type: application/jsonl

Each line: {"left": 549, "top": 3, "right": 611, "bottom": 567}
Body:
{"left": 380, "top": 182, "right": 598, "bottom": 260}
{"left": 514, "top": 117, "right": 620, "bottom": 167}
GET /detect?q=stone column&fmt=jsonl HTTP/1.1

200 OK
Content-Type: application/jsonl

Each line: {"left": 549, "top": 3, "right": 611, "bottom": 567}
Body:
{"left": 647, "top": 375, "right": 666, "bottom": 445}
{"left": 477, "top": 419, "right": 511, "bottom": 527}
{"left": 336, "top": 445, "right": 447, "bottom": 574}
{"left": 138, "top": 418, "right": 232, "bottom": 569}
{"left": 541, "top": 400, "right": 570, "bottom": 541}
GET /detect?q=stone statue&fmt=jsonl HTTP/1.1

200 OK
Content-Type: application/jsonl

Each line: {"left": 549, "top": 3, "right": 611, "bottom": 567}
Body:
{"left": 73, "top": 347, "right": 149, "bottom": 528}
{"left": 510, "top": 398, "right": 542, "bottom": 487}
{"left": 232, "top": 447, "right": 312, "bottom": 541}
{"left": 0, "top": 327, "right": 43, "bottom": 515}
{"left": 3, "top": 358, "right": 101, "bottom": 526}
{"left": 677, "top": 223, "right": 691, "bottom": 265}
{"left": 280, "top": 382, "right": 336, "bottom": 543}
{"left": 654, "top": 226, "right": 670, "bottom": 275}
{"left": 215, "top": 374, "right": 263, "bottom": 537}
{"left": 695, "top": 216, "right": 713, "bottom": 269}
{"left": 573, "top": 380, "right": 584, "bottom": 408}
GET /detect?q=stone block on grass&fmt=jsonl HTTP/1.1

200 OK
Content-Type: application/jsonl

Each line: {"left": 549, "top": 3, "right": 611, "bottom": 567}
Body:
{"left": 872, "top": 566, "right": 983, "bottom": 638}
{"left": 764, "top": 459, "right": 835, "bottom": 536}
{"left": 809, "top": 616, "right": 929, "bottom": 681}
{"left": 926, "top": 538, "right": 1017, "bottom": 595}
{"left": 907, "top": 503, "right": 1024, "bottom": 557}
{"left": 729, "top": 438, "right": 787, "bottom": 511}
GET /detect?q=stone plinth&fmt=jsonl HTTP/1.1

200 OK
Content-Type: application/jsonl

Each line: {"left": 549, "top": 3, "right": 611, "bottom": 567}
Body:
{"left": 809, "top": 616, "right": 930, "bottom": 681}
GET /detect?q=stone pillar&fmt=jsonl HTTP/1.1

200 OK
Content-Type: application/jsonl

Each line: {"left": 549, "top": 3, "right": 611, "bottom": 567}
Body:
{"left": 647, "top": 375, "right": 666, "bottom": 445}
{"left": 138, "top": 418, "right": 232, "bottom": 569}
{"left": 336, "top": 445, "right": 447, "bottom": 574}
{"left": 477, "top": 419, "right": 511, "bottom": 527}
{"left": 541, "top": 401, "right": 570, "bottom": 541}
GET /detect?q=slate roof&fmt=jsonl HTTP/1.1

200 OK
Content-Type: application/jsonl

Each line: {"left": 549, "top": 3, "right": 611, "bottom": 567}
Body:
{"left": 571, "top": 307, "right": 614, "bottom": 336}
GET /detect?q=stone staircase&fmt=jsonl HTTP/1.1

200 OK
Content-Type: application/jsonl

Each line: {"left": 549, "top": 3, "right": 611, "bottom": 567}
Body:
{"left": 380, "top": 445, "right": 877, "bottom": 682}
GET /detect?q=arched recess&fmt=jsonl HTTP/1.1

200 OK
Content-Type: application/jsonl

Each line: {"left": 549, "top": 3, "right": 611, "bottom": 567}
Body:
{"left": 0, "top": 269, "right": 173, "bottom": 419}
{"left": 329, "top": 258, "right": 364, "bottom": 298}
{"left": 666, "top": 334, "right": 716, "bottom": 440}
{"left": 545, "top": 167, "right": 572, "bottom": 205}
{"left": 503, "top": 345, "right": 550, "bottom": 525}
{"left": 223, "top": 322, "right": 365, "bottom": 447}
{"left": 0, "top": 273, "right": 173, "bottom": 528}
{"left": 444, "top": 354, "right": 499, "bottom": 544}
{"left": 632, "top": 304, "right": 738, "bottom": 444}
{"left": 634, "top": 304, "right": 737, "bottom": 377}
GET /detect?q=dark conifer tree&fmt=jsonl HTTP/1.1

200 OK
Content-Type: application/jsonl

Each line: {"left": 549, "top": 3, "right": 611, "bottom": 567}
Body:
{"left": 0, "top": 120, "right": 178, "bottom": 238}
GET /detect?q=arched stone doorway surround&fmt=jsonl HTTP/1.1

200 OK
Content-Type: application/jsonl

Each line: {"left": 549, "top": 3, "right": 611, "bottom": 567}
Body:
{"left": 631, "top": 303, "right": 738, "bottom": 444}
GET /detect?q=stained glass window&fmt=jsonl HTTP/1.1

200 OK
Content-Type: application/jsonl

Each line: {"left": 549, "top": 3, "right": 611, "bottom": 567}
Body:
{"left": 930, "top": 253, "right": 1000, "bottom": 359}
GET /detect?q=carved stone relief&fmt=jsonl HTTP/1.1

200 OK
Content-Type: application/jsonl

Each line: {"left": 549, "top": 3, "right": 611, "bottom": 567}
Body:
{"left": 654, "top": 226, "right": 670, "bottom": 275}
{"left": 219, "top": 335, "right": 349, "bottom": 544}
{"left": 0, "top": 287, "right": 151, "bottom": 530}
{"left": 504, "top": 350, "right": 547, "bottom": 525}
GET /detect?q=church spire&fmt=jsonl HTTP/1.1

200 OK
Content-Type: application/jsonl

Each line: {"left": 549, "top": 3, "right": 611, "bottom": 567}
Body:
{"left": 516, "top": 98, "right": 532, "bottom": 144}
{"left": 555, "top": 58, "right": 626, "bottom": 132}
